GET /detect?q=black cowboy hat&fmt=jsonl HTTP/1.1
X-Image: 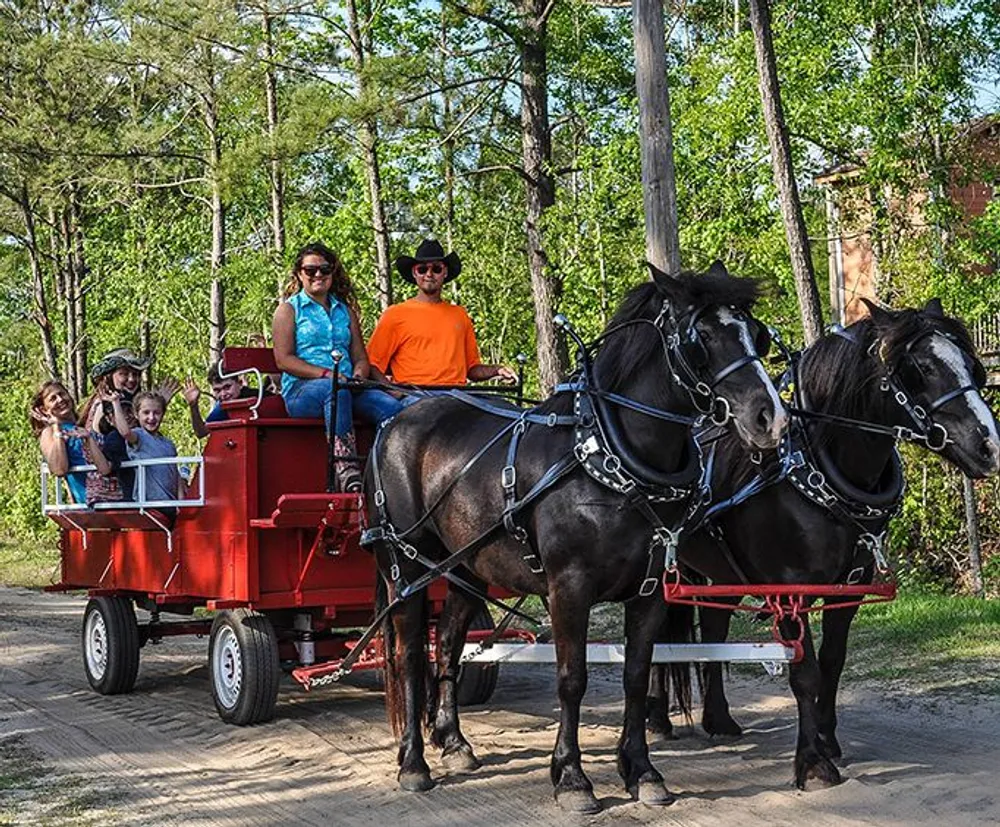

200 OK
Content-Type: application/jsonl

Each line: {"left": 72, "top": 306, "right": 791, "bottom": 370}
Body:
{"left": 90, "top": 348, "right": 152, "bottom": 380}
{"left": 394, "top": 238, "right": 462, "bottom": 284}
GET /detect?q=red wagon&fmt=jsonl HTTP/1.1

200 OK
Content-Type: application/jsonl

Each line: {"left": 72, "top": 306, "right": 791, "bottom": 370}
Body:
{"left": 44, "top": 348, "right": 510, "bottom": 724}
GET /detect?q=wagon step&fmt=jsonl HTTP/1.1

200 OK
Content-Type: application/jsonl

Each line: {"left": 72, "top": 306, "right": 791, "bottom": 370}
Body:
{"left": 250, "top": 492, "right": 363, "bottom": 529}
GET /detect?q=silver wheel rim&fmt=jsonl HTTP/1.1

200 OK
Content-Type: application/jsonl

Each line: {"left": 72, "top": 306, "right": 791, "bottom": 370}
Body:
{"left": 85, "top": 609, "right": 109, "bottom": 681}
{"left": 213, "top": 625, "right": 242, "bottom": 710}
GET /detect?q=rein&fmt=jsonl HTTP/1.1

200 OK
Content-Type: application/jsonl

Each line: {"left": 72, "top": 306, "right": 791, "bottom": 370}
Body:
{"left": 335, "top": 301, "right": 773, "bottom": 681}
{"left": 667, "top": 319, "right": 985, "bottom": 657}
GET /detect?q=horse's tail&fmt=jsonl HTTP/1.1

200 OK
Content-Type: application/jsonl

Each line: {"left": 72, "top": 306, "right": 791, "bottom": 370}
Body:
{"left": 661, "top": 600, "right": 695, "bottom": 722}
{"left": 376, "top": 574, "right": 404, "bottom": 738}
{"left": 376, "top": 573, "right": 431, "bottom": 739}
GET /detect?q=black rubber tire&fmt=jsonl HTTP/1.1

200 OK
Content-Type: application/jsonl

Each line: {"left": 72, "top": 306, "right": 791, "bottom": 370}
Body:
{"left": 208, "top": 609, "right": 280, "bottom": 725}
{"left": 82, "top": 596, "right": 140, "bottom": 695}
{"left": 456, "top": 607, "right": 500, "bottom": 707}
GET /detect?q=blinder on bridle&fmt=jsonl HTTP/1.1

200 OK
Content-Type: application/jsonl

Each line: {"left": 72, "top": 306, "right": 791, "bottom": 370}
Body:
{"left": 881, "top": 327, "right": 986, "bottom": 451}
{"left": 665, "top": 302, "right": 772, "bottom": 423}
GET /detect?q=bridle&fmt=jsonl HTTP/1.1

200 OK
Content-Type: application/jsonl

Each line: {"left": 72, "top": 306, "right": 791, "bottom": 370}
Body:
{"left": 580, "top": 296, "right": 772, "bottom": 428}
{"left": 875, "top": 327, "right": 986, "bottom": 452}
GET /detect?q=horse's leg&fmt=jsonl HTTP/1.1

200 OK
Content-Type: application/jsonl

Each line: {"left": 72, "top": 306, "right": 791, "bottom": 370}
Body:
{"left": 646, "top": 664, "right": 674, "bottom": 737}
{"left": 700, "top": 601, "right": 743, "bottom": 737}
{"left": 548, "top": 588, "right": 601, "bottom": 814}
{"left": 784, "top": 615, "right": 842, "bottom": 789}
{"left": 618, "top": 599, "right": 676, "bottom": 806}
{"left": 816, "top": 600, "right": 860, "bottom": 761}
{"left": 392, "top": 593, "right": 435, "bottom": 792}
{"left": 429, "top": 583, "right": 481, "bottom": 771}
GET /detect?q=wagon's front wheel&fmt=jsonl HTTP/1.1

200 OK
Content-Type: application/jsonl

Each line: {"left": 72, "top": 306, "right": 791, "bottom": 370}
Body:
{"left": 82, "top": 596, "right": 140, "bottom": 695}
{"left": 209, "top": 609, "right": 280, "bottom": 725}
{"left": 456, "top": 607, "right": 500, "bottom": 707}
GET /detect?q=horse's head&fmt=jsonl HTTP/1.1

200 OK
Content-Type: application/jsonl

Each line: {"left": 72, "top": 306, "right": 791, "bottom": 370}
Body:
{"left": 649, "top": 261, "right": 788, "bottom": 449}
{"left": 865, "top": 297, "right": 1000, "bottom": 478}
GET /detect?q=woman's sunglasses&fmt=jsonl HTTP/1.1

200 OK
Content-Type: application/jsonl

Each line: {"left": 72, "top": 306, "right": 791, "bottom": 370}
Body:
{"left": 301, "top": 264, "right": 333, "bottom": 277}
{"left": 414, "top": 262, "right": 446, "bottom": 276}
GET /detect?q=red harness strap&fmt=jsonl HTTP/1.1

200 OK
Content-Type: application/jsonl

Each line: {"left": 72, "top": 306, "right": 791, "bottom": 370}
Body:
{"left": 663, "top": 574, "right": 896, "bottom": 662}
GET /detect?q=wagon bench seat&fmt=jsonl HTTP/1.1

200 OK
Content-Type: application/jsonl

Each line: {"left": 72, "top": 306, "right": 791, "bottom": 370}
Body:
{"left": 48, "top": 509, "right": 174, "bottom": 532}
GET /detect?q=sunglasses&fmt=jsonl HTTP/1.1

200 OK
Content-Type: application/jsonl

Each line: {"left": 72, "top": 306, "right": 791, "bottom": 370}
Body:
{"left": 414, "top": 262, "right": 446, "bottom": 276}
{"left": 300, "top": 264, "right": 333, "bottom": 277}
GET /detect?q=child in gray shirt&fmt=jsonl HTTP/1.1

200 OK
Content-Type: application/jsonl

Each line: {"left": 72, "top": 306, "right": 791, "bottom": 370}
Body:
{"left": 111, "top": 390, "right": 178, "bottom": 508}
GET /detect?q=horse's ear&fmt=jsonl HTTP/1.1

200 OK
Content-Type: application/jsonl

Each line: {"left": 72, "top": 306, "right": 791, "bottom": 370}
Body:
{"left": 860, "top": 297, "right": 892, "bottom": 328}
{"left": 923, "top": 297, "right": 945, "bottom": 318}
{"left": 706, "top": 260, "right": 729, "bottom": 279}
{"left": 647, "top": 262, "right": 680, "bottom": 298}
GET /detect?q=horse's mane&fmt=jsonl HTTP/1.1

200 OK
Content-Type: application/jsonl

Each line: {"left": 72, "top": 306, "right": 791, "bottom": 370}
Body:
{"left": 593, "top": 271, "right": 760, "bottom": 393}
{"left": 799, "top": 308, "right": 978, "bottom": 428}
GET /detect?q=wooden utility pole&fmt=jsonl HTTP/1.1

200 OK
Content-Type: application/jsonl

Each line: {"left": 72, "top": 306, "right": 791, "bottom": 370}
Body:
{"left": 747, "top": 0, "right": 823, "bottom": 344}
{"left": 633, "top": 0, "right": 681, "bottom": 276}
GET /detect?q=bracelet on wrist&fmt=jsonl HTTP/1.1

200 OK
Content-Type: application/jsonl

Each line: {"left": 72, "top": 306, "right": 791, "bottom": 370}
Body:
{"left": 320, "top": 368, "right": 332, "bottom": 379}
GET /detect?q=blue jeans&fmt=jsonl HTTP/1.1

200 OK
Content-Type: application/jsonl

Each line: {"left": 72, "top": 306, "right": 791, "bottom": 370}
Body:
{"left": 284, "top": 378, "right": 403, "bottom": 436}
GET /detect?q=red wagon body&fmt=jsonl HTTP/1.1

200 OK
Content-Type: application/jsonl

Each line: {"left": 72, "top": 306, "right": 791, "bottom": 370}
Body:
{"left": 46, "top": 348, "right": 505, "bottom": 723}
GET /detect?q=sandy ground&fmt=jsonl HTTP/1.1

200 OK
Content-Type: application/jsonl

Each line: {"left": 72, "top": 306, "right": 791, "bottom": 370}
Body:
{"left": 1, "top": 585, "right": 998, "bottom": 826}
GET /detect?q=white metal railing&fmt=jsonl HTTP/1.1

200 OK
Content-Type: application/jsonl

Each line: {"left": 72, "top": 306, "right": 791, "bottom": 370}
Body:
{"left": 972, "top": 314, "right": 1000, "bottom": 355}
{"left": 41, "top": 455, "right": 205, "bottom": 514}
{"left": 217, "top": 359, "right": 266, "bottom": 419}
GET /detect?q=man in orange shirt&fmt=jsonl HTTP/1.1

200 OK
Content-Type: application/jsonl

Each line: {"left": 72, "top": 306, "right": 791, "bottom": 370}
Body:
{"left": 367, "top": 238, "right": 516, "bottom": 389}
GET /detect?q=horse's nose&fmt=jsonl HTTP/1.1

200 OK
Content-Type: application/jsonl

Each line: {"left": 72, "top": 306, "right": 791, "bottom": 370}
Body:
{"left": 757, "top": 403, "right": 788, "bottom": 445}
{"left": 979, "top": 429, "right": 1000, "bottom": 475}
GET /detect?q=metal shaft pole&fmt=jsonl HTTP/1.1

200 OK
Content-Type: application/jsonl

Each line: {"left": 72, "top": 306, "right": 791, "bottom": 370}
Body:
{"left": 327, "top": 351, "right": 343, "bottom": 493}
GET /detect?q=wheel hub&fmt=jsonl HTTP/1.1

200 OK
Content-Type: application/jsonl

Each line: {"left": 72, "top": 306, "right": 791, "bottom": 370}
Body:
{"left": 84, "top": 610, "right": 109, "bottom": 680}
{"left": 213, "top": 626, "right": 243, "bottom": 709}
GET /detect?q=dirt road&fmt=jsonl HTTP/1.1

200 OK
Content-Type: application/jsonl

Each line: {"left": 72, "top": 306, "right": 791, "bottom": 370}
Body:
{"left": 1, "top": 586, "right": 997, "bottom": 826}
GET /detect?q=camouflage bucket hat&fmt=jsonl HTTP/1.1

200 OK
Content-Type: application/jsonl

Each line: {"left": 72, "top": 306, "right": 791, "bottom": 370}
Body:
{"left": 90, "top": 348, "right": 152, "bottom": 380}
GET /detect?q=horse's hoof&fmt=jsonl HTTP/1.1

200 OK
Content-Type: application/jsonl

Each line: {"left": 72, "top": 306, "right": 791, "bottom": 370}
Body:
{"left": 703, "top": 715, "right": 743, "bottom": 738}
{"left": 441, "top": 746, "right": 481, "bottom": 771}
{"left": 818, "top": 733, "right": 843, "bottom": 761}
{"left": 795, "top": 757, "right": 843, "bottom": 790}
{"left": 634, "top": 780, "right": 676, "bottom": 806}
{"left": 646, "top": 715, "right": 676, "bottom": 739}
{"left": 555, "top": 789, "right": 602, "bottom": 814}
{"left": 399, "top": 770, "right": 435, "bottom": 792}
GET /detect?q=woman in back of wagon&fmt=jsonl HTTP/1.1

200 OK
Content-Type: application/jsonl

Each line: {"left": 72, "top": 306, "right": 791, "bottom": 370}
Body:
{"left": 31, "top": 380, "right": 113, "bottom": 505}
{"left": 272, "top": 242, "right": 402, "bottom": 492}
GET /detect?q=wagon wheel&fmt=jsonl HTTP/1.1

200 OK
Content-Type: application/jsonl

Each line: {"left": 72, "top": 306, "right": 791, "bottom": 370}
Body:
{"left": 82, "top": 596, "right": 140, "bottom": 695}
{"left": 208, "top": 609, "right": 280, "bottom": 725}
{"left": 456, "top": 607, "right": 500, "bottom": 707}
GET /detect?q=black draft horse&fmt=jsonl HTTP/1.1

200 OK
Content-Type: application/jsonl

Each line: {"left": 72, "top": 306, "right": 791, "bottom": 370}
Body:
{"left": 649, "top": 297, "right": 1000, "bottom": 789}
{"left": 366, "top": 264, "right": 787, "bottom": 812}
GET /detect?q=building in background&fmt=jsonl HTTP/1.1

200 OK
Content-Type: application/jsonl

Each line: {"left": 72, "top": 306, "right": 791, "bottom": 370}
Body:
{"left": 816, "top": 116, "right": 999, "bottom": 324}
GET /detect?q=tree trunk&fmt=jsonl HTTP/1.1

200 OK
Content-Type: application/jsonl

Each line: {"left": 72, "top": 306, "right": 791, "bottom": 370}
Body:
{"left": 345, "top": 0, "right": 393, "bottom": 310}
{"left": 70, "top": 188, "right": 87, "bottom": 397}
{"left": 747, "top": 0, "right": 823, "bottom": 344}
{"left": 441, "top": 9, "right": 458, "bottom": 302}
{"left": 210, "top": 279, "right": 225, "bottom": 366}
{"left": 204, "top": 49, "right": 227, "bottom": 362}
{"left": 140, "top": 318, "right": 152, "bottom": 388}
{"left": 962, "top": 477, "right": 984, "bottom": 597}
{"left": 520, "top": 0, "right": 564, "bottom": 394}
{"left": 19, "top": 183, "right": 60, "bottom": 379}
{"left": 262, "top": 8, "right": 285, "bottom": 261}
{"left": 632, "top": 0, "right": 681, "bottom": 276}
{"left": 60, "top": 207, "right": 80, "bottom": 397}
